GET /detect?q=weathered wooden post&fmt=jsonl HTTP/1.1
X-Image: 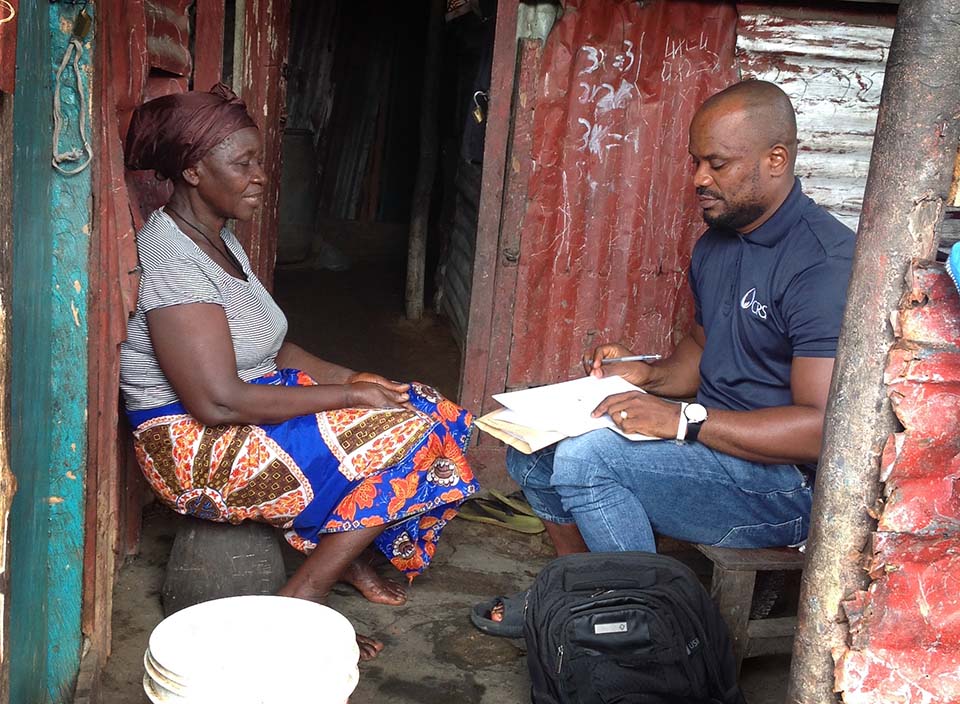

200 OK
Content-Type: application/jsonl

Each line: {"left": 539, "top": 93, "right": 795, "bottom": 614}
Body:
{"left": 788, "top": 1, "right": 960, "bottom": 701}
{"left": 405, "top": 0, "right": 442, "bottom": 321}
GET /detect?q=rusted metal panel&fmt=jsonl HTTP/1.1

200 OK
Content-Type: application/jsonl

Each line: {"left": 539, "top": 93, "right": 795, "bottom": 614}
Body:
{"left": 736, "top": 6, "right": 894, "bottom": 230}
{"left": 0, "top": 0, "right": 18, "bottom": 94}
{"left": 193, "top": 0, "right": 225, "bottom": 90}
{"left": 232, "top": 0, "right": 291, "bottom": 289}
{"left": 504, "top": 0, "right": 739, "bottom": 390}
{"left": 144, "top": 0, "right": 192, "bottom": 78}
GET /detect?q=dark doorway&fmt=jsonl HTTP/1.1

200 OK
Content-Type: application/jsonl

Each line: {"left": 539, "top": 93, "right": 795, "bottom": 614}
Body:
{"left": 273, "top": 0, "right": 495, "bottom": 401}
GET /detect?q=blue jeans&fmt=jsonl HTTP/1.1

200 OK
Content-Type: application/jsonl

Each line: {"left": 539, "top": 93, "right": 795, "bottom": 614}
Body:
{"left": 506, "top": 430, "right": 813, "bottom": 552}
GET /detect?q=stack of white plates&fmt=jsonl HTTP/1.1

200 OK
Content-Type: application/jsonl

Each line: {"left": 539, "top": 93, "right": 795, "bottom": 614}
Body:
{"left": 143, "top": 595, "right": 360, "bottom": 703}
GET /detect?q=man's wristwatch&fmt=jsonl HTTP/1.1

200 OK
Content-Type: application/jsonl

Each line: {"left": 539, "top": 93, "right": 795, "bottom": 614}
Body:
{"left": 677, "top": 402, "right": 708, "bottom": 442}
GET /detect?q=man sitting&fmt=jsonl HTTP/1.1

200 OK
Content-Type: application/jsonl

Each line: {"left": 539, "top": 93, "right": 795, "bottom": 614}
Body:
{"left": 473, "top": 79, "right": 855, "bottom": 636}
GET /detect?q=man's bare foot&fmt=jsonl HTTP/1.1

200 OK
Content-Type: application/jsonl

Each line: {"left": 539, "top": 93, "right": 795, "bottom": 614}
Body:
{"left": 341, "top": 558, "right": 407, "bottom": 606}
{"left": 357, "top": 633, "right": 384, "bottom": 661}
{"left": 490, "top": 602, "right": 505, "bottom": 622}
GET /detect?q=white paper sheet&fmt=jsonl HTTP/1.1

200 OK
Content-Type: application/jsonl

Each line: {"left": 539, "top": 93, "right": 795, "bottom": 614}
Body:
{"left": 492, "top": 376, "right": 656, "bottom": 441}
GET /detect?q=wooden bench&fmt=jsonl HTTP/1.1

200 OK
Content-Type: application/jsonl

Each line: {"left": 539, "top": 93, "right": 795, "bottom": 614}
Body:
{"left": 695, "top": 544, "right": 805, "bottom": 673}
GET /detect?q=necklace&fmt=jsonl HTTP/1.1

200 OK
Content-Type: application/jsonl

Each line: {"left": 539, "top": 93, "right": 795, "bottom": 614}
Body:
{"left": 165, "top": 205, "right": 248, "bottom": 280}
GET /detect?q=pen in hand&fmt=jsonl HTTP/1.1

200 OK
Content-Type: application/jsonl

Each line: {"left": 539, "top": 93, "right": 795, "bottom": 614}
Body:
{"left": 600, "top": 354, "right": 662, "bottom": 365}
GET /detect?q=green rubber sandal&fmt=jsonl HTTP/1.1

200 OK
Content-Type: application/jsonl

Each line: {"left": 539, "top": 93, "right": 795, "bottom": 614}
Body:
{"left": 456, "top": 498, "right": 545, "bottom": 534}
{"left": 488, "top": 489, "right": 538, "bottom": 518}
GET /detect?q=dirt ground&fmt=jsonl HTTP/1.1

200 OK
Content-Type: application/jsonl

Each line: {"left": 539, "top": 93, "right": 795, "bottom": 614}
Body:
{"left": 99, "top": 222, "right": 791, "bottom": 702}
{"left": 100, "top": 505, "right": 790, "bottom": 704}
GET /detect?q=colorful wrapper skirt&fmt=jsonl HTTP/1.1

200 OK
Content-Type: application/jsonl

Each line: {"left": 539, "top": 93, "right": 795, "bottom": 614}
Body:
{"left": 127, "top": 369, "right": 479, "bottom": 579}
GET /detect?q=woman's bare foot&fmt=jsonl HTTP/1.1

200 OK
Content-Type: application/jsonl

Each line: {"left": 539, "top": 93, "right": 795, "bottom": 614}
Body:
{"left": 341, "top": 558, "right": 407, "bottom": 605}
{"left": 357, "top": 633, "right": 384, "bottom": 661}
{"left": 276, "top": 573, "right": 329, "bottom": 603}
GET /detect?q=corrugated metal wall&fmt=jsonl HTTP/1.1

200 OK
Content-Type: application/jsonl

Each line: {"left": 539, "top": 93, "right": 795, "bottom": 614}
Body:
{"left": 736, "top": 7, "right": 894, "bottom": 230}
{"left": 504, "top": 0, "right": 739, "bottom": 388}
{"left": 438, "top": 161, "right": 482, "bottom": 343}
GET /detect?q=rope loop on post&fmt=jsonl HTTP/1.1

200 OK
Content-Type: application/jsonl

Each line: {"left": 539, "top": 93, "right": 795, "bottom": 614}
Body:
{"left": 52, "top": 37, "right": 93, "bottom": 176}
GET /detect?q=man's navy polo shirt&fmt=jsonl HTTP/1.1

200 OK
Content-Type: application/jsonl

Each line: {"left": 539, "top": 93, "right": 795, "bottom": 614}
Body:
{"left": 689, "top": 178, "right": 855, "bottom": 412}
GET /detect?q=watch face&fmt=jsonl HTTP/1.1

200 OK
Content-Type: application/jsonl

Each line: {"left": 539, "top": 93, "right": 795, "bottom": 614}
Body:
{"left": 684, "top": 403, "right": 708, "bottom": 423}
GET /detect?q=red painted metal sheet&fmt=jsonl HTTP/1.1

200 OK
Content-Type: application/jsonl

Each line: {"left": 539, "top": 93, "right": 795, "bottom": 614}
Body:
{"left": 506, "top": 0, "right": 738, "bottom": 389}
{"left": 894, "top": 260, "right": 960, "bottom": 347}
{"left": 836, "top": 261, "right": 960, "bottom": 703}
{"left": 836, "top": 535, "right": 960, "bottom": 704}
{"left": 233, "top": 0, "right": 292, "bottom": 289}
{"left": 144, "top": 0, "right": 192, "bottom": 78}
{"left": 0, "top": 0, "right": 18, "bottom": 94}
{"left": 193, "top": 0, "right": 225, "bottom": 91}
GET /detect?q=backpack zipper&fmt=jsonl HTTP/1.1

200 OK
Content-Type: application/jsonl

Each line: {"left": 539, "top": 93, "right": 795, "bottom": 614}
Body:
{"left": 556, "top": 644, "right": 564, "bottom": 674}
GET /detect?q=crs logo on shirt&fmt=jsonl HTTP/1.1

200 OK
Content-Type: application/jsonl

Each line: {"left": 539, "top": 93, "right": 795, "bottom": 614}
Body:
{"left": 740, "top": 287, "right": 768, "bottom": 320}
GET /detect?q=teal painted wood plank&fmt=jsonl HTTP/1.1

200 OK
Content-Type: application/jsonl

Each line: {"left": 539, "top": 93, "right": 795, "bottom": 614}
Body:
{"left": 44, "top": 4, "right": 91, "bottom": 702}
{"left": 9, "top": 1, "right": 55, "bottom": 702}
{"left": 10, "top": 2, "right": 92, "bottom": 702}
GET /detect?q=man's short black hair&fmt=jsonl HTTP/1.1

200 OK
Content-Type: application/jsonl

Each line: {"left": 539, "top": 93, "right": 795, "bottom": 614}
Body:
{"left": 701, "top": 80, "right": 798, "bottom": 156}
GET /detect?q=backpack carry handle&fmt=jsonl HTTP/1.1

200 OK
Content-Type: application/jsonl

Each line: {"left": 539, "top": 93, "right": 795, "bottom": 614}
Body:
{"left": 564, "top": 573, "right": 657, "bottom": 592}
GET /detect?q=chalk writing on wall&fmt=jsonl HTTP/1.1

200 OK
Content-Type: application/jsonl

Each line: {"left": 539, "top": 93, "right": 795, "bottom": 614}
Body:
{"left": 573, "top": 32, "right": 721, "bottom": 164}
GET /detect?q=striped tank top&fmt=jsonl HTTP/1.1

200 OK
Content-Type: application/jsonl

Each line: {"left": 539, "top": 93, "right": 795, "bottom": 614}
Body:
{"left": 120, "top": 208, "right": 288, "bottom": 411}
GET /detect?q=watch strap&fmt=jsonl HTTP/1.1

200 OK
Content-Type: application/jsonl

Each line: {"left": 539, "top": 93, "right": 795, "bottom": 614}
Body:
{"left": 686, "top": 419, "right": 702, "bottom": 442}
{"left": 676, "top": 402, "right": 688, "bottom": 442}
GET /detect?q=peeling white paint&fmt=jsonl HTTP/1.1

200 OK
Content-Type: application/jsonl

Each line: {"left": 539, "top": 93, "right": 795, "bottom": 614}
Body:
{"left": 738, "top": 15, "right": 894, "bottom": 231}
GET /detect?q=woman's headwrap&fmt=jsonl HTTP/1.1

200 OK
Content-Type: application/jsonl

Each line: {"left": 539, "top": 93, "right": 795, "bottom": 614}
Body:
{"left": 124, "top": 83, "right": 258, "bottom": 180}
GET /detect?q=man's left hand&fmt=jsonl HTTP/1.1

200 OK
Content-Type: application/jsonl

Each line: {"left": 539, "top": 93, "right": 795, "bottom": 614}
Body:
{"left": 592, "top": 391, "right": 682, "bottom": 439}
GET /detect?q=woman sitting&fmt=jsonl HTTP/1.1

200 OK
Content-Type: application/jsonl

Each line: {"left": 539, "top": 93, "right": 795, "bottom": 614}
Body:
{"left": 120, "top": 85, "right": 479, "bottom": 660}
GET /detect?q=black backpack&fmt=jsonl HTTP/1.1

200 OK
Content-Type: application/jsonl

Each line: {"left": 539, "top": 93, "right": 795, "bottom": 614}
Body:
{"left": 523, "top": 552, "right": 746, "bottom": 704}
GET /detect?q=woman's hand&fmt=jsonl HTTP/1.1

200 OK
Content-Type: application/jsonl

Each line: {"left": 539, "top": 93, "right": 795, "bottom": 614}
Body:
{"left": 347, "top": 381, "right": 410, "bottom": 410}
{"left": 592, "top": 391, "right": 681, "bottom": 439}
{"left": 347, "top": 372, "right": 410, "bottom": 395}
{"left": 583, "top": 343, "right": 655, "bottom": 388}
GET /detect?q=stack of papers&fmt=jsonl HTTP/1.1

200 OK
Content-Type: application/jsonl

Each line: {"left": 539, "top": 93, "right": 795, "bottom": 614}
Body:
{"left": 475, "top": 375, "right": 656, "bottom": 454}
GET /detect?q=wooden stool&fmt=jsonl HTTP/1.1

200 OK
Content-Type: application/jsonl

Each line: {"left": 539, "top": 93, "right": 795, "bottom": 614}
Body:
{"left": 162, "top": 517, "right": 287, "bottom": 616}
{"left": 694, "top": 544, "right": 805, "bottom": 673}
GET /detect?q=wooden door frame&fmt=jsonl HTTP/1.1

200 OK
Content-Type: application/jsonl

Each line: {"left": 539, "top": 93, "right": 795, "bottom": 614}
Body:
{"left": 82, "top": 1, "right": 230, "bottom": 693}
{"left": 459, "top": 1, "right": 554, "bottom": 488}
{"left": 231, "top": 0, "right": 291, "bottom": 290}
{"left": 460, "top": 0, "right": 520, "bottom": 419}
